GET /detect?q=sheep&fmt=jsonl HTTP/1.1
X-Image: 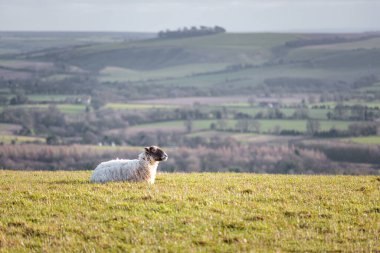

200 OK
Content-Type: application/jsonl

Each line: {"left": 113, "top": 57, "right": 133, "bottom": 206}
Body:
{"left": 90, "top": 146, "right": 168, "bottom": 184}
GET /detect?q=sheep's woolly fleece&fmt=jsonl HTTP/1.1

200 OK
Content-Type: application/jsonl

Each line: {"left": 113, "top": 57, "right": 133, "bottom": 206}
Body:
{"left": 90, "top": 146, "right": 168, "bottom": 184}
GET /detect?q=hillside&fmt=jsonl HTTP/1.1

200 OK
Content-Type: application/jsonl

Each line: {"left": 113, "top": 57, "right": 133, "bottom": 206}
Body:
{"left": 0, "top": 171, "right": 379, "bottom": 252}
{"left": 26, "top": 33, "right": 303, "bottom": 71}
{"left": 1, "top": 32, "right": 380, "bottom": 174}
{"left": 1, "top": 32, "right": 380, "bottom": 93}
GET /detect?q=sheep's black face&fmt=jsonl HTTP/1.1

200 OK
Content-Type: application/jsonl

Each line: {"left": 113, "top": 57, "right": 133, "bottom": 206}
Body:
{"left": 145, "top": 146, "right": 168, "bottom": 162}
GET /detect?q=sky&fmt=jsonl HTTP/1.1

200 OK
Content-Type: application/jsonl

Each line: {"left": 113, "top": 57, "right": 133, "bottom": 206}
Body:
{"left": 0, "top": 0, "right": 379, "bottom": 33}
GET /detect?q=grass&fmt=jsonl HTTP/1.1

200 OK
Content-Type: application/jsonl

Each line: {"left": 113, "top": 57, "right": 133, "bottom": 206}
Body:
{"left": 0, "top": 123, "right": 20, "bottom": 134}
{"left": 26, "top": 95, "right": 80, "bottom": 102}
{"left": 227, "top": 107, "right": 330, "bottom": 120}
{"left": 343, "top": 135, "right": 380, "bottom": 145}
{"left": 77, "top": 33, "right": 303, "bottom": 53}
{"left": 29, "top": 33, "right": 314, "bottom": 73}
{"left": 315, "top": 101, "right": 380, "bottom": 109}
{"left": 285, "top": 36, "right": 380, "bottom": 65}
{"left": 0, "top": 171, "right": 379, "bottom": 252}
{"left": 105, "top": 103, "right": 174, "bottom": 110}
{"left": 138, "top": 62, "right": 361, "bottom": 92}
{"left": 0, "top": 60, "right": 54, "bottom": 71}
{"left": 0, "top": 104, "right": 86, "bottom": 115}
{"left": 0, "top": 32, "right": 153, "bottom": 56}
{"left": 99, "top": 63, "right": 229, "bottom": 82}
{"left": 130, "top": 119, "right": 356, "bottom": 133}
{"left": 0, "top": 135, "right": 45, "bottom": 144}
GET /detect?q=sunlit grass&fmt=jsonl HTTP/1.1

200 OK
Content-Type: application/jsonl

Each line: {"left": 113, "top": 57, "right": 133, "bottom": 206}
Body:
{"left": 0, "top": 171, "right": 379, "bottom": 252}
{"left": 343, "top": 135, "right": 380, "bottom": 145}
{"left": 105, "top": 103, "right": 174, "bottom": 110}
{"left": 0, "top": 135, "right": 45, "bottom": 144}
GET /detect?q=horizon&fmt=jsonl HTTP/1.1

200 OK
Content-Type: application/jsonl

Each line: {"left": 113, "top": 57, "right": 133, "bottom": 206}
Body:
{"left": 1, "top": 29, "right": 380, "bottom": 34}
{"left": 1, "top": 0, "right": 379, "bottom": 33}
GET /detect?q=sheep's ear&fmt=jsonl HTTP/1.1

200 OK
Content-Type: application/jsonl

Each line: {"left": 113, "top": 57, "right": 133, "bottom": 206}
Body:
{"left": 145, "top": 147, "right": 150, "bottom": 152}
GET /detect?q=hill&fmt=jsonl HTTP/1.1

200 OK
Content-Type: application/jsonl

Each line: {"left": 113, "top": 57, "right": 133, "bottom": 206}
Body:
{"left": 2, "top": 31, "right": 376, "bottom": 97}
{"left": 0, "top": 171, "right": 379, "bottom": 252}
{"left": 23, "top": 33, "right": 302, "bottom": 71}
{"left": 1, "top": 32, "right": 380, "bottom": 174}
{"left": 2, "top": 32, "right": 380, "bottom": 95}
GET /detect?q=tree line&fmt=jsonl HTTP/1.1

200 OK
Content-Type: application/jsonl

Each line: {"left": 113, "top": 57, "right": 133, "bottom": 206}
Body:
{"left": 158, "top": 26, "right": 226, "bottom": 39}
{"left": 1, "top": 142, "right": 378, "bottom": 175}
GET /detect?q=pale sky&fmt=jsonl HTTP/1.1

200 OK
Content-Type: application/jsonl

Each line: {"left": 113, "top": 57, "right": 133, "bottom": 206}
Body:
{"left": 0, "top": 0, "right": 379, "bottom": 32}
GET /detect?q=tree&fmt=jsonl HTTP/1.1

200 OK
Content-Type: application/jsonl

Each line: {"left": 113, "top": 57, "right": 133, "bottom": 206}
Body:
{"left": 248, "top": 97, "right": 255, "bottom": 107}
{"left": 46, "top": 135, "right": 61, "bottom": 145}
{"left": 157, "top": 25, "right": 226, "bottom": 39}
{"left": 0, "top": 95, "right": 8, "bottom": 105}
{"left": 217, "top": 119, "right": 228, "bottom": 131}
{"left": 184, "top": 119, "right": 193, "bottom": 133}
{"left": 306, "top": 119, "right": 320, "bottom": 135}
{"left": 91, "top": 97, "right": 106, "bottom": 110}
{"left": 351, "top": 104, "right": 367, "bottom": 121}
{"left": 235, "top": 119, "right": 260, "bottom": 133}
{"left": 293, "top": 108, "right": 309, "bottom": 119}
{"left": 333, "top": 103, "right": 347, "bottom": 119}
{"left": 10, "top": 93, "right": 28, "bottom": 105}
{"left": 250, "top": 120, "right": 261, "bottom": 133}
{"left": 235, "top": 119, "right": 249, "bottom": 133}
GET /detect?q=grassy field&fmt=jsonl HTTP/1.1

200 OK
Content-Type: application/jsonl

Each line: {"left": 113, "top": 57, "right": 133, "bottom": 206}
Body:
{"left": 226, "top": 107, "right": 330, "bottom": 120}
{"left": 315, "top": 101, "right": 380, "bottom": 109}
{"left": 105, "top": 103, "right": 174, "bottom": 110}
{"left": 26, "top": 95, "right": 80, "bottom": 102}
{"left": 0, "top": 135, "right": 45, "bottom": 144}
{"left": 343, "top": 135, "right": 380, "bottom": 145}
{"left": 0, "top": 104, "right": 86, "bottom": 115}
{"left": 0, "top": 32, "right": 154, "bottom": 56}
{"left": 0, "top": 171, "right": 379, "bottom": 252}
{"left": 99, "top": 63, "right": 229, "bottom": 82}
{"left": 129, "top": 119, "right": 356, "bottom": 133}
{"left": 0, "top": 123, "right": 21, "bottom": 134}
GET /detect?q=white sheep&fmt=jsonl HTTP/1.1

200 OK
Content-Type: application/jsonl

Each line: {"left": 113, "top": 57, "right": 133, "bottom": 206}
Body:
{"left": 90, "top": 146, "right": 168, "bottom": 184}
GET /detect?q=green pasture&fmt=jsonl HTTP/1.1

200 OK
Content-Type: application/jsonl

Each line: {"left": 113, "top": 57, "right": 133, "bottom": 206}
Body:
{"left": 285, "top": 37, "right": 380, "bottom": 63}
{"left": 342, "top": 135, "right": 380, "bottom": 145}
{"left": 129, "top": 119, "right": 355, "bottom": 133}
{"left": 140, "top": 63, "right": 362, "bottom": 91}
{"left": 0, "top": 60, "right": 54, "bottom": 70}
{"left": 227, "top": 107, "right": 330, "bottom": 120}
{"left": 31, "top": 33, "right": 321, "bottom": 73}
{"left": 0, "top": 32, "right": 153, "bottom": 56}
{"left": 105, "top": 103, "right": 174, "bottom": 110}
{"left": 26, "top": 95, "right": 80, "bottom": 102}
{"left": 359, "top": 82, "right": 380, "bottom": 92}
{"left": 0, "top": 135, "right": 45, "bottom": 144}
{"left": 300, "top": 37, "right": 380, "bottom": 52}
{"left": 99, "top": 63, "right": 229, "bottom": 82}
{"left": 315, "top": 101, "right": 380, "bottom": 109}
{"left": 0, "top": 104, "right": 86, "bottom": 115}
{"left": 79, "top": 33, "right": 304, "bottom": 53}
{"left": 0, "top": 171, "right": 378, "bottom": 252}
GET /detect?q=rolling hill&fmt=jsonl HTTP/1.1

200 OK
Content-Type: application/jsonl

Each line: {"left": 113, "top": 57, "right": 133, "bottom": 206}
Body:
{"left": 0, "top": 31, "right": 379, "bottom": 96}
